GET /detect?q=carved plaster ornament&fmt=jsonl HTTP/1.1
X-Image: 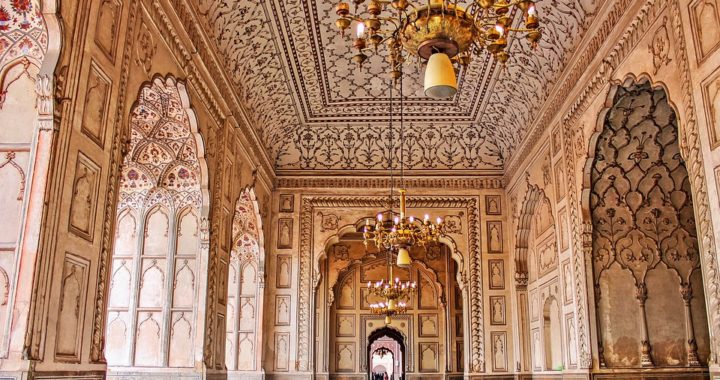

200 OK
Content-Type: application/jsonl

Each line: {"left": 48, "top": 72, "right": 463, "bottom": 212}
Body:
{"left": 649, "top": 21, "right": 672, "bottom": 74}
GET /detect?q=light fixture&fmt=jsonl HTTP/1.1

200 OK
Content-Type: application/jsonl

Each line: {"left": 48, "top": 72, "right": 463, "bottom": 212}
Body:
{"left": 368, "top": 250, "right": 416, "bottom": 325}
{"left": 362, "top": 72, "right": 448, "bottom": 267}
{"left": 424, "top": 52, "right": 457, "bottom": 98}
{"left": 333, "top": 0, "right": 542, "bottom": 99}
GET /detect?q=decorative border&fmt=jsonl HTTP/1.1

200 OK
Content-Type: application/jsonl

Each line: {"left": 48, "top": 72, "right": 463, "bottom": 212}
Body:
{"left": 297, "top": 195, "right": 484, "bottom": 372}
{"left": 276, "top": 176, "right": 505, "bottom": 190}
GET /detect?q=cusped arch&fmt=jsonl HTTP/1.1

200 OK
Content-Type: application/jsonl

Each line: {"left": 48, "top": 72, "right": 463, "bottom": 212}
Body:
{"left": 581, "top": 74, "right": 684, "bottom": 222}
{"left": 107, "top": 75, "right": 210, "bottom": 368}
{"left": 319, "top": 217, "right": 466, "bottom": 289}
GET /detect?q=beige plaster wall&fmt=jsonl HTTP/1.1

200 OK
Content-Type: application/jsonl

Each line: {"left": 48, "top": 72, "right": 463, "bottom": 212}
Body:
{"left": 503, "top": 0, "right": 720, "bottom": 377}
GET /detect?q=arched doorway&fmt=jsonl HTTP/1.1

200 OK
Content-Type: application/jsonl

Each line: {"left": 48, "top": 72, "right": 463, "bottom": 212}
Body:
{"left": 513, "top": 184, "right": 563, "bottom": 373}
{"left": 225, "top": 187, "right": 266, "bottom": 376}
{"left": 319, "top": 229, "right": 466, "bottom": 377}
{"left": 367, "top": 326, "right": 406, "bottom": 380}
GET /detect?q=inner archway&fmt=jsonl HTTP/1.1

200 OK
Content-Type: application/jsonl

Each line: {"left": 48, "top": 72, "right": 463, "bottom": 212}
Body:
{"left": 319, "top": 233, "right": 465, "bottom": 377}
{"left": 368, "top": 326, "right": 405, "bottom": 380}
{"left": 105, "top": 76, "right": 209, "bottom": 372}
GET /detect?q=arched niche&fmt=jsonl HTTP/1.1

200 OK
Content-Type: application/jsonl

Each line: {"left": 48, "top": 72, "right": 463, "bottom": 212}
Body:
{"left": 105, "top": 75, "right": 209, "bottom": 370}
{"left": 226, "top": 186, "right": 266, "bottom": 373}
{"left": 584, "top": 78, "right": 710, "bottom": 371}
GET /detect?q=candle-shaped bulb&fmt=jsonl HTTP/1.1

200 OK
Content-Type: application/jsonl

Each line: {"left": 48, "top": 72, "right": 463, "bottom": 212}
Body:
{"left": 356, "top": 22, "right": 365, "bottom": 38}
{"left": 394, "top": 216, "right": 399, "bottom": 224}
{"left": 395, "top": 277, "right": 399, "bottom": 283}
{"left": 528, "top": 4, "right": 536, "bottom": 15}
{"left": 495, "top": 24, "right": 505, "bottom": 35}
{"left": 436, "top": 217, "right": 442, "bottom": 224}
{"left": 367, "top": 281, "right": 371, "bottom": 287}
{"left": 377, "top": 213, "right": 383, "bottom": 221}
{"left": 409, "top": 216, "right": 415, "bottom": 223}
{"left": 424, "top": 214, "right": 430, "bottom": 222}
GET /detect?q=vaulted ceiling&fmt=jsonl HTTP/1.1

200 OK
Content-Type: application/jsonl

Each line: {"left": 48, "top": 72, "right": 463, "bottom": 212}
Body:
{"left": 195, "top": 0, "right": 599, "bottom": 173}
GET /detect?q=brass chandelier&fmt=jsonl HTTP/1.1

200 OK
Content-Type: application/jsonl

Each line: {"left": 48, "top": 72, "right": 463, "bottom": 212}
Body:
{"left": 362, "top": 72, "right": 448, "bottom": 267}
{"left": 333, "top": 0, "right": 542, "bottom": 98}
{"left": 367, "top": 250, "right": 416, "bottom": 325}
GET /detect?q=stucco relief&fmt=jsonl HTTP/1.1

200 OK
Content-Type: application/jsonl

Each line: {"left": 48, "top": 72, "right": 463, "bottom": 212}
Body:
{"left": 689, "top": 0, "right": 720, "bottom": 60}
{"left": 701, "top": 67, "right": 720, "bottom": 147}
{"left": 69, "top": 154, "right": 100, "bottom": 241}
{"left": 591, "top": 82, "right": 708, "bottom": 368}
{"left": 54, "top": 254, "right": 89, "bottom": 362}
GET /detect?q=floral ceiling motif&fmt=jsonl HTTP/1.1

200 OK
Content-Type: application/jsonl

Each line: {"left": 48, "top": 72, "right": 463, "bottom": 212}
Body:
{"left": 196, "top": 0, "right": 598, "bottom": 171}
{"left": 0, "top": 0, "right": 47, "bottom": 68}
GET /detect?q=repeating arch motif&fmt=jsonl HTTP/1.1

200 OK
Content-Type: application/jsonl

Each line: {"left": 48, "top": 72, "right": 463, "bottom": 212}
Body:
{"left": 105, "top": 76, "right": 209, "bottom": 369}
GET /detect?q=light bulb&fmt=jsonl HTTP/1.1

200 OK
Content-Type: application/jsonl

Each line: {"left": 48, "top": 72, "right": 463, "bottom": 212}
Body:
{"left": 437, "top": 217, "right": 442, "bottom": 224}
{"left": 528, "top": 4, "right": 537, "bottom": 15}
{"left": 394, "top": 216, "right": 399, "bottom": 224}
{"left": 409, "top": 216, "right": 415, "bottom": 222}
{"left": 378, "top": 213, "right": 383, "bottom": 221}
{"left": 495, "top": 24, "right": 505, "bottom": 35}
{"left": 424, "top": 214, "right": 430, "bottom": 222}
{"left": 356, "top": 22, "right": 365, "bottom": 38}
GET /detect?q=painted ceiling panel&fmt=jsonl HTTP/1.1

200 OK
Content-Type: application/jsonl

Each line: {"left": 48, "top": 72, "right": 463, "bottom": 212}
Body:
{"left": 195, "top": 0, "right": 599, "bottom": 172}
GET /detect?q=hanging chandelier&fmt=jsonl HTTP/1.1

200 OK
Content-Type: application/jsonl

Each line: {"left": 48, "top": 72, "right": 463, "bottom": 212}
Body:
{"left": 363, "top": 190, "right": 447, "bottom": 267}
{"left": 333, "top": 0, "right": 542, "bottom": 98}
{"left": 368, "top": 251, "right": 416, "bottom": 325}
{"left": 362, "top": 71, "right": 448, "bottom": 267}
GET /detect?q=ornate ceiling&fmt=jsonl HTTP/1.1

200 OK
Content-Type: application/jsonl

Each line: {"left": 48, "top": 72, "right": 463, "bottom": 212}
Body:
{"left": 195, "top": 0, "right": 599, "bottom": 173}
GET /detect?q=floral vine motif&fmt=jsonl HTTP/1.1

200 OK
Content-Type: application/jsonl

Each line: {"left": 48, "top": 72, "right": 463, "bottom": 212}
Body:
{"left": 317, "top": 211, "right": 340, "bottom": 232}
{"left": 197, "top": 0, "right": 598, "bottom": 169}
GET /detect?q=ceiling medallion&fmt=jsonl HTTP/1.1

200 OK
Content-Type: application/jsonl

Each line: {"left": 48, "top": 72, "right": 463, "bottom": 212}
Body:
{"left": 333, "top": 0, "right": 542, "bottom": 98}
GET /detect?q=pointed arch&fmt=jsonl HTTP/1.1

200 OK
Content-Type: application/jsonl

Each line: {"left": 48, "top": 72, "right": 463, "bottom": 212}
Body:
{"left": 105, "top": 76, "right": 210, "bottom": 370}
{"left": 226, "top": 186, "right": 266, "bottom": 373}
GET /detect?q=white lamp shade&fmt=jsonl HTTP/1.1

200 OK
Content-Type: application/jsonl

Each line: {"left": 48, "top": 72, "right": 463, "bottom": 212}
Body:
{"left": 424, "top": 52, "right": 457, "bottom": 99}
{"left": 396, "top": 247, "right": 412, "bottom": 268}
